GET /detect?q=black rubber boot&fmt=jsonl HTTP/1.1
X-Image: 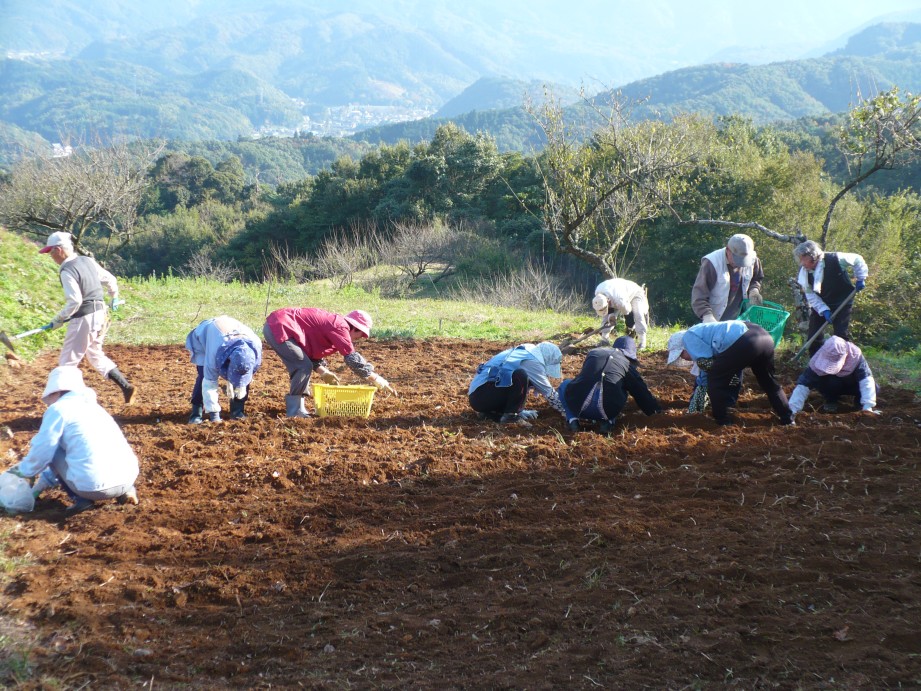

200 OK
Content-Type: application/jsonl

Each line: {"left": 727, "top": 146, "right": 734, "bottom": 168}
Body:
{"left": 229, "top": 397, "right": 246, "bottom": 420}
{"left": 188, "top": 404, "right": 204, "bottom": 424}
{"left": 107, "top": 368, "right": 136, "bottom": 404}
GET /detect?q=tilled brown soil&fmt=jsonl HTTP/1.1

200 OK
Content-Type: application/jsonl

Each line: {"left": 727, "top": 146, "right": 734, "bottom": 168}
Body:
{"left": 1, "top": 340, "right": 920, "bottom": 689}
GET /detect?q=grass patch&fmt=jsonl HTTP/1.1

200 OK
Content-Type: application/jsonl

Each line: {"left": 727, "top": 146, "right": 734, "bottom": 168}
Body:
{"left": 0, "top": 526, "right": 31, "bottom": 578}
{"left": 0, "top": 230, "right": 64, "bottom": 360}
{"left": 109, "top": 274, "right": 603, "bottom": 346}
{"left": 863, "top": 346, "right": 921, "bottom": 397}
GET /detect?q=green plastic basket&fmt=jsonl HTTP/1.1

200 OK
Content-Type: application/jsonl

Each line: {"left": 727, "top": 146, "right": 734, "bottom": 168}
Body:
{"left": 738, "top": 300, "right": 790, "bottom": 346}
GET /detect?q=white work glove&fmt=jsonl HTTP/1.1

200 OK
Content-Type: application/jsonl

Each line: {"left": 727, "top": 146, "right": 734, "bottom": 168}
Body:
{"left": 702, "top": 313, "right": 717, "bottom": 324}
{"left": 317, "top": 366, "right": 340, "bottom": 385}
{"left": 224, "top": 381, "right": 234, "bottom": 400}
{"left": 233, "top": 385, "right": 247, "bottom": 400}
{"left": 788, "top": 384, "right": 809, "bottom": 416}
{"left": 747, "top": 289, "right": 763, "bottom": 307}
{"left": 519, "top": 409, "right": 538, "bottom": 421}
{"left": 367, "top": 372, "right": 398, "bottom": 397}
{"left": 202, "top": 379, "right": 221, "bottom": 414}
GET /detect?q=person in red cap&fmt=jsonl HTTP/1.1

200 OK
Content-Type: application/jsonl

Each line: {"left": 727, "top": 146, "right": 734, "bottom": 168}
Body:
{"left": 38, "top": 231, "right": 136, "bottom": 404}
{"left": 262, "top": 307, "right": 397, "bottom": 417}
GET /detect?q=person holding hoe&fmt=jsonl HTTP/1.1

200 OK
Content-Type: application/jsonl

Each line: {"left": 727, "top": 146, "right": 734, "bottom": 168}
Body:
{"left": 263, "top": 307, "right": 397, "bottom": 418}
{"left": 38, "top": 231, "right": 136, "bottom": 404}
{"left": 793, "top": 240, "right": 868, "bottom": 356}
{"left": 185, "top": 315, "right": 262, "bottom": 423}
{"left": 591, "top": 278, "right": 650, "bottom": 350}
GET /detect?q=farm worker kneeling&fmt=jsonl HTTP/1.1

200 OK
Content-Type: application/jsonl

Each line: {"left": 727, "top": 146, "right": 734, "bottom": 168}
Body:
{"left": 38, "top": 231, "right": 136, "bottom": 404}
{"left": 591, "top": 278, "right": 650, "bottom": 349}
{"left": 788, "top": 336, "right": 880, "bottom": 420}
{"left": 793, "top": 240, "right": 869, "bottom": 357}
{"left": 185, "top": 315, "right": 262, "bottom": 424}
{"left": 7, "top": 366, "right": 139, "bottom": 517}
{"left": 666, "top": 321, "right": 793, "bottom": 427}
{"left": 467, "top": 341, "right": 565, "bottom": 427}
{"left": 262, "top": 307, "right": 396, "bottom": 418}
{"left": 558, "top": 336, "right": 661, "bottom": 434}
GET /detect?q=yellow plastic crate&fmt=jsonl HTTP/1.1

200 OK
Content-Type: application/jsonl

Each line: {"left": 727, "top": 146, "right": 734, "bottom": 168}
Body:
{"left": 313, "top": 383, "right": 376, "bottom": 418}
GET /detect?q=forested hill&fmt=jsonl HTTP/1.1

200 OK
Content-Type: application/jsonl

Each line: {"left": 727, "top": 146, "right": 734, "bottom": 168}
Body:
{"left": 355, "top": 22, "right": 921, "bottom": 151}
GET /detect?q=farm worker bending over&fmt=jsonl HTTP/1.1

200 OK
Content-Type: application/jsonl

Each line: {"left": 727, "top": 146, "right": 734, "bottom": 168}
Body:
{"left": 667, "top": 321, "right": 793, "bottom": 427}
{"left": 692, "top": 234, "right": 764, "bottom": 323}
{"left": 793, "top": 240, "right": 868, "bottom": 356}
{"left": 468, "top": 341, "right": 565, "bottom": 427}
{"left": 788, "top": 336, "right": 880, "bottom": 419}
{"left": 38, "top": 231, "right": 136, "bottom": 404}
{"left": 185, "top": 315, "right": 262, "bottom": 424}
{"left": 7, "top": 366, "right": 139, "bottom": 517}
{"left": 558, "top": 336, "right": 661, "bottom": 434}
{"left": 262, "top": 307, "right": 396, "bottom": 418}
{"left": 591, "top": 278, "right": 650, "bottom": 349}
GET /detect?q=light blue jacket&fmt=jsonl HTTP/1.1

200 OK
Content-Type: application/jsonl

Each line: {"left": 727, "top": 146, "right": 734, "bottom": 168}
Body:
{"left": 682, "top": 321, "right": 749, "bottom": 361}
{"left": 16, "top": 389, "right": 138, "bottom": 492}
{"left": 185, "top": 316, "right": 262, "bottom": 384}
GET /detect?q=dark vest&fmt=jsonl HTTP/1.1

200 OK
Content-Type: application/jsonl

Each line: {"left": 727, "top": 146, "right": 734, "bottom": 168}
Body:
{"left": 60, "top": 256, "right": 105, "bottom": 317}
{"left": 809, "top": 253, "right": 853, "bottom": 308}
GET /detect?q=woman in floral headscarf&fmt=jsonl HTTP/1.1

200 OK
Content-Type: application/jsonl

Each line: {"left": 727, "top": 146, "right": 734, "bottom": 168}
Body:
{"left": 468, "top": 342, "right": 565, "bottom": 426}
{"left": 788, "top": 336, "right": 879, "bottom": 419}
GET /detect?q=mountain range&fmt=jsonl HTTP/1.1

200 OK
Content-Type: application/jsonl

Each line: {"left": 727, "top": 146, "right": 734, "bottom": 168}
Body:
{"left": 2, "top": 1, "right": 921, "bottom": 160}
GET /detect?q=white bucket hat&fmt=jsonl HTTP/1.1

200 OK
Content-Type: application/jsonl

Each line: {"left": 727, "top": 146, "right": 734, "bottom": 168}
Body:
{"left": 42, "top": 366, "right": 85, "bottom": 404}
{"left": 666, "top": 331, "right": 688, "bottom": 366}
{"left": 591, "top": 294, "right": 609, "bottom": 316}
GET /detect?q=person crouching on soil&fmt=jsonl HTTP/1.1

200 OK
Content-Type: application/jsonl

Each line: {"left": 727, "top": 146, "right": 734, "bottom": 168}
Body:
{"left": 7, "top": 366, "right": 139, "bottom": 517}
{"left": 468, "top": 342, "right": 565, "bottom": 427}
{"left": 788, "top": 336, "right": 880, "bottom": 421}
{"left": 591, "top": 278, "right": 650, "bottom": 349}
{"left": 263, "top": 307, "right": 397, "bottom": 418}
{"left": 185, "top": 315, "right": 262, "bottom": 424}
{"left": 38, "top": 231, "right": 136, "bottom": 404}
{"left": 558, "top": 336, "right": 662, "bottom": 434}
{"left": 666, "top": 321, "right": 794, "bottom": 427}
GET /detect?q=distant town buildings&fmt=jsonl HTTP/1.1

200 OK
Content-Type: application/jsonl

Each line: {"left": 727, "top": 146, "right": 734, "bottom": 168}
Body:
{"left": 51, "top": 143, "right": 73, "bottom": 158}
{"left": 258, "top": 103, "right": 436, "bottom": 139}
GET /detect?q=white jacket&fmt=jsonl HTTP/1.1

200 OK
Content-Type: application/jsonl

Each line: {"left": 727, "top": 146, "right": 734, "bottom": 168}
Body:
{"left": 16, "top": 389, "right": 138, "bottom": 493}
{"left": 594, "top": 278, "right": 647, "bottom": 317}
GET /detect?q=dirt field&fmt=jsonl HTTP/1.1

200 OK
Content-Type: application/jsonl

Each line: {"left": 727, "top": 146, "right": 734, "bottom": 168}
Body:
{"left": 1, "top": 339, "right": 920, "bottom": 689}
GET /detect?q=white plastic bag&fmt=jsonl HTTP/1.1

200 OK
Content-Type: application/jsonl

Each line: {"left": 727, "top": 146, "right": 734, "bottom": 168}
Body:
{"left": 0, "top": 471, "right": 35, "bottom": 514}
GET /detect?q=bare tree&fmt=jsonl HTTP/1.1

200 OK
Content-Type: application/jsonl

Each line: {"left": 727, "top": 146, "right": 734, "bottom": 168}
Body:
{"left": 380, "top": 221, "right": 474, "bottom": 285}
{"left": 314, "top": 223, "right": 382, "bottom": 289}
{"left": 180, "top": 248, "right": 241, "bottom": 283}
{"left": 529, "top": 90, "right": 708, "bottom": 278}
{"left": 0, "top": 135, "right": 164, "bottom": 256}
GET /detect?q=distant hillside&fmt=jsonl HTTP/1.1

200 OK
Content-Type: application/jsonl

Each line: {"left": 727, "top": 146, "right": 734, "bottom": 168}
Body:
{"left": 356, "top": 22, "right": 921, "bottom": 152}
{"left": 0, "top": 59, "right": 303, "bottom": 142}
{"left": 434, "top": 77, "right": 579, "bottom": 118}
